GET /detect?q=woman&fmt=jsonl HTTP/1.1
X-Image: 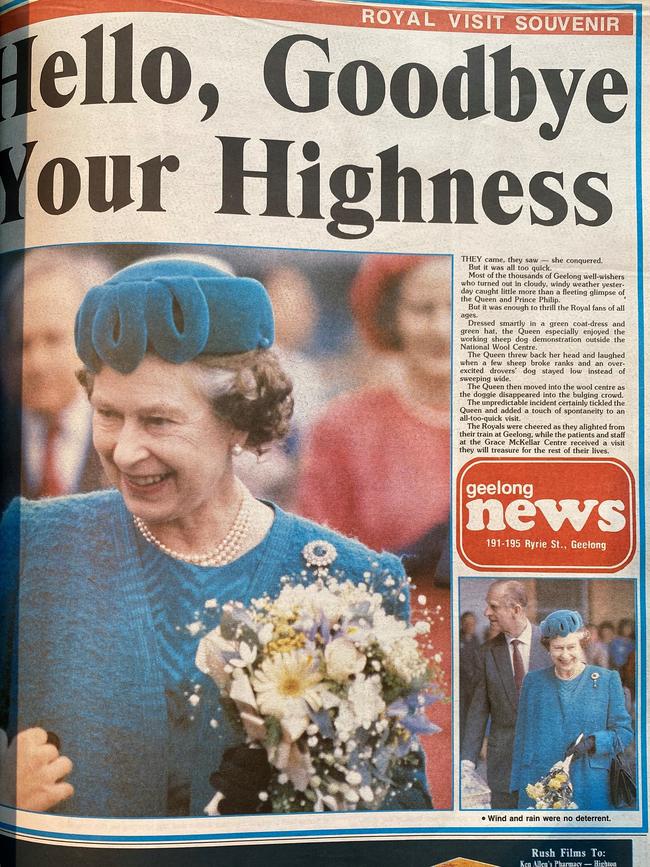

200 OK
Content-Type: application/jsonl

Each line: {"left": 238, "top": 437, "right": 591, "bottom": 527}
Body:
{"left": 296, "top": 255, "right": 450, "bottom": 558}
{"left": 510, "top": 610, "right": 634, "bottom": 810}
{"left": 0, "top": 257, "right": 431, "bottom": 817}
{"left": 295, "top": 254, "right": 451, "bottom": 807}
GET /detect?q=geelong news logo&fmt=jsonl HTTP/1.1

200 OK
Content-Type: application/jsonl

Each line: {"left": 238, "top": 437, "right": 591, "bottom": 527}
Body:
{"left": 456, "top": 458, "right": 636, "bottom": 572}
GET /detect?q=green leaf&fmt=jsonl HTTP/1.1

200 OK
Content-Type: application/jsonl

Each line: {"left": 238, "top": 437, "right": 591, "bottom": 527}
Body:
{"left": 265, "top": 716, "right": 282, "bottom": 748}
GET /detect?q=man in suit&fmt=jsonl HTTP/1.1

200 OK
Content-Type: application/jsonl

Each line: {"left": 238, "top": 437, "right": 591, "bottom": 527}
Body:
{"left": 1, "top": 249, "right": 112, "bottom": 507}
{"left": 461, "top": 579, "right": 548, "bottom": 809}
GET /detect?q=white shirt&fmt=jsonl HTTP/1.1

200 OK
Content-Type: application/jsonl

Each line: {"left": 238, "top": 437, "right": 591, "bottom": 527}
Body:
{"left": 506, "top": 619, "right": 533, "bottom": 677}
{"left": 23, "top": 394, "right": 94, "bottom": 494}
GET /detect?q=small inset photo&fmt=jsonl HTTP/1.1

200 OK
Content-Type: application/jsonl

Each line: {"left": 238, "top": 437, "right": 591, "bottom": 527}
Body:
{"left": 459, "top": 577, "right": 636, "bottom": 812}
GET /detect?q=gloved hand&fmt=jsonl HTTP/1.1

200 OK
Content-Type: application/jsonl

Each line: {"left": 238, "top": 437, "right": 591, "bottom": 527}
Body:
{"left": 207, "top": 744, "right": 272, "bottom": 814}
{"left": 565, "top": 735, "right": 595, "bottom": 759}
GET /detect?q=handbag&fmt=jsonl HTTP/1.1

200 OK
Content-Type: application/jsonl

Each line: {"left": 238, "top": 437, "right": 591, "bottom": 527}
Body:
{"left": 609, "top": 752, "right": 636, "bottom": 808}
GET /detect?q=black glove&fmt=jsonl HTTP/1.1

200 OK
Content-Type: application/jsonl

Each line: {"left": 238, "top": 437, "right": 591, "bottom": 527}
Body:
{"left": 209, "top": 744, "right": 273, "bottom": 814}
{"left": 565, "top": 735, "right": 595, "bottom": 759}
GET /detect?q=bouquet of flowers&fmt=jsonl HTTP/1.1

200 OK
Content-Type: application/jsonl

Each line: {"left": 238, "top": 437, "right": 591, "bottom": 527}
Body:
{"left": 195, "top": 543, "right": 442, "bottom": 814}
{"left": 525, "top": 739, "right": 582, "bottom": 810}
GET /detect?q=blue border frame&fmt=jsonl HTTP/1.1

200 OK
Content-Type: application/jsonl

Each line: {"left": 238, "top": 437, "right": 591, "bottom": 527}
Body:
{"left": 633, "top": 0, "right": 647, "bottom": 841}
{"left": 0, "top": 821, "right": 647, "bottom": 845}
{"left": 0, "top": 0, "right": 645, "bottom": 846}
{"left": 0, "top": 0, "right": 30, "bottom": 11}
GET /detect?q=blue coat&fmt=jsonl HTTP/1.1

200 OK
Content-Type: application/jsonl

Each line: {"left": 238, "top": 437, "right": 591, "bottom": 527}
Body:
{"left": 0, "top": 491, "right": 431, "bottom": 817}
{"left": 510, "top": 664, "right": 633, "bottom": 809}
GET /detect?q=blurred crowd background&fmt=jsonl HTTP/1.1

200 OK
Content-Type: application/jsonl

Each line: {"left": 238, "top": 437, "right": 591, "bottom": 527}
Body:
{"left": 0, "top": 243, "right": 453, "bottom": 808}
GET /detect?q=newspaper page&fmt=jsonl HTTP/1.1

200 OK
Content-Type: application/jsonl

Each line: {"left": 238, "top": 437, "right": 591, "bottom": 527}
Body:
{"left": 0, "top": 0, "right": 646, "bottom": 866}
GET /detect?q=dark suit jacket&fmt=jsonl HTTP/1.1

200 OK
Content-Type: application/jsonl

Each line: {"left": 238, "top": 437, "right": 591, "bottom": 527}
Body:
{"left": 461, "top": 624, "right": 548, "bottom": 794}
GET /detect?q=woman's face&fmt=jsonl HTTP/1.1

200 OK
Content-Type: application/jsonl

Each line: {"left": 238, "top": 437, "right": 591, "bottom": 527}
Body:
{"left": 395, "top": 261, "right": 451, "bottom": 384}
{"left": 549, "top": 632, "right": 585, "bottom": 677}
{"left": 90, "top": 354, "right": 237, "bottom": 527}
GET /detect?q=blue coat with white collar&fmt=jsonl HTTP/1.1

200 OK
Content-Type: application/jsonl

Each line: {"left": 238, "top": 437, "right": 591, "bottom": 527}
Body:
{"left": 0, "top": 491, "right": 431, "bottom": 817}
{"left": 510, "top": 664, "right": 633, "bottom": 809}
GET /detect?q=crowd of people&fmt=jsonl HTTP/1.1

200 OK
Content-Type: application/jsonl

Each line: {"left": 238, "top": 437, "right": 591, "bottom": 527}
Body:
{"left": 0, "top": 247, "right": 452, "bottom": 815}
{"left": 584, "top": 619, "right": 636, "bottom": 699}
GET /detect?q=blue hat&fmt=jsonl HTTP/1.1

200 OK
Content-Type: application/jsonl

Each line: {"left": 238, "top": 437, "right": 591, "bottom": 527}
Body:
{"left": 75, "top": 258, "right": 275, "bottom": 374}
{"left": 540, "top": 610, "right": 585, "bottom": 639}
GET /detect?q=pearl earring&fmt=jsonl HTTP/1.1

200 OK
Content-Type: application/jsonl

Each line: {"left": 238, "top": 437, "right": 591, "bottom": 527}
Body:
{"left": 231, "top": 443, "right": 243, "bottom": 456}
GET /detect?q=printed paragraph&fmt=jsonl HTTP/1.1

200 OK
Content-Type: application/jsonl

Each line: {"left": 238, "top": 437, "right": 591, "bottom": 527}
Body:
{"left": 457, "top": 255, "right": 631, "bottom": 456}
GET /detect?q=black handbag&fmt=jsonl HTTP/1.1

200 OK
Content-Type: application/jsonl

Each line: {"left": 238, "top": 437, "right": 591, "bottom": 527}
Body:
{"left": 609, "top": 752, "right": 636, "bottom": 808}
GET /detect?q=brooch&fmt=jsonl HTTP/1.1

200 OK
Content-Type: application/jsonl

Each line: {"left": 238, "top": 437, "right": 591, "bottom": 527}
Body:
{"left": 591, "top": 672, "right": 600, "bottom": 688}
{"left": 302, "top": 540, "right": 338, "bottom": 576}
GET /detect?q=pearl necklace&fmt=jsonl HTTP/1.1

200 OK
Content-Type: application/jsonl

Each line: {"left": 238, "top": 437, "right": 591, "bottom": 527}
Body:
{"left": 133, "top": 488, "right": 253, "bottom": 567}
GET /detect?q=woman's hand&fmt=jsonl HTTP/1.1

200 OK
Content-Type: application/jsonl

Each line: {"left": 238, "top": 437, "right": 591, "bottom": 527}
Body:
{"left": 565, "top": 734, "right": 596, "bottom": 759}
{"left": 1, "top": 728, "right": 74, "bottom": 811}
{"left": 207, "top": 744, "right": 272, "bottom": 815}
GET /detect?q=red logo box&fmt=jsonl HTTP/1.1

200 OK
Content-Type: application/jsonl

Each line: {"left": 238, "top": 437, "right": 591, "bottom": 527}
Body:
{"left": 456, "top": 457, "right": 636, "bottom": 572}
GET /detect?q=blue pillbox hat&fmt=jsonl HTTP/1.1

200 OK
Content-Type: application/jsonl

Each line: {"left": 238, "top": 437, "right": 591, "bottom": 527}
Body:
{"left": 75, "top": 258, "right": 275, "bottom": 374}
{"left": 540, "top": 610, "right": 585, "bottom": 639}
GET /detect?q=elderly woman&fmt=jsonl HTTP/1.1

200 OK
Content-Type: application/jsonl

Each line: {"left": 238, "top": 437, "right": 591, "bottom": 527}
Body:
{"left": 296, "top": 254, "right": 451, "bottom": 807}
{"left": 297, "top": 255, "right": 450, "bottom": 559}
{"left": 510, "top": 610, "right": 634, "bottom": 810}
{"left": 0, "top": 257, "right": 431, "bottom": 818}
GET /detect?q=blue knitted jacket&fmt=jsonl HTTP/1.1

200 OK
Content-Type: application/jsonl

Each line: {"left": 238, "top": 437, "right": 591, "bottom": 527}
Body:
{"left": 0, "top": 491, "right": 431, "bottom": 817}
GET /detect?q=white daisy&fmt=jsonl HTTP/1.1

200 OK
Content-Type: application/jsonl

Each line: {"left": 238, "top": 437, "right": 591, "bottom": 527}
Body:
{"left": 252, "top": 650, "right": 323, "bottom": 722}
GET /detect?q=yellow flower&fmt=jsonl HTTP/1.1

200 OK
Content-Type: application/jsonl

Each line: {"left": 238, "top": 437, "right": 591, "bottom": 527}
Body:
{"left": 252, "top": 650, "right": 323, "bottom": 723}
{"left": 555, "top": 771, "right": 568, "bottom": 783}
{"left": 548, "top": 778, "right": 562, "bottom": 790}
{"left": 526, "top": 783, "right": 544, "bottom": 800}
{"left": 266, "top": 623, "right": 306, "bottom": 655}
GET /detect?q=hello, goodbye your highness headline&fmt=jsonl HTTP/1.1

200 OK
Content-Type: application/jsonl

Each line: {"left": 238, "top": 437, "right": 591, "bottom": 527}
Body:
{"left": 1, "top": 26, "right": 630, "bottom": 239}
